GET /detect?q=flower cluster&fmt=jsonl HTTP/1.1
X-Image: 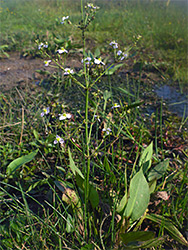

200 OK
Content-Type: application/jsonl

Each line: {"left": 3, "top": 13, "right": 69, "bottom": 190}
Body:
{"left": 81, "top": 57, "right": 92, "bottom": 65}
{"left": 54, "top": 135, "right": 64, "bottom": 145}
{"left": 81, "top": 56, "right": 105, "bottom": 66}
{"left": 86, "top": 3, "right": 99, "bottom": 11}
{"left": 109, "top": 41, "right": 118, "bottom": 49}
{"left": 109, "top": 41, "right": 129, "bottom": 60}
{"left": 102, "top": 128, "right": 111, "bottom": 136}
{"left": 117, "top": 50, "right": 128, "bottom": 60}
{"left": 41, "top": 107, "right": 50, "bottom": 117}
{"left": 38, "top": 42, "right": 48, "bottom": 50}
{"left": 61, "top": 16, "right": 69, "bottom": 24}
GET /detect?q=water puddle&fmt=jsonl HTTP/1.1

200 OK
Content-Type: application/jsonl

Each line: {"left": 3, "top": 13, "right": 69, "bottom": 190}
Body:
{"left": 154, "top": 85, "right": 188, "bottom": 118}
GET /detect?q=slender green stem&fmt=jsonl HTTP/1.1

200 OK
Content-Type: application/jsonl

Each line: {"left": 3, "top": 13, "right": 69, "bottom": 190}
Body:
{"left": 80, "top": 0, "right": 91, "bottom": 241}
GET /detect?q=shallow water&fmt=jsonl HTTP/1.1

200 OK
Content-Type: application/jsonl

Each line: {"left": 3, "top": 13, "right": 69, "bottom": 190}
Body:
{"left": 155, "top": 85, "right": 188, "bottom": 118}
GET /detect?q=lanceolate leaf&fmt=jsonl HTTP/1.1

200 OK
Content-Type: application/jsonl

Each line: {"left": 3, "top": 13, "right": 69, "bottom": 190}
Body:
{"left": 68, "top": 147, "right": 84, "bottom": 179}
{"left": 6, "top": 149, "right": 38, "bottom": 176}
{"left": 116, "top": 193, "right": 127, "bottom": 213}
{"left": 120, "top": 236, "right": 165, "bottom": 249}
{"left": 120, "top": 231, "right": 155, "bottom": 245}
{"left": 75, "top": 174, "right": 99, "bottom": 209}
{"left": 89, "top": 184, "right": 99, "bottom": 209}
{"left": 105, "top": 63, "right": 124, "bottom": 75}
{"left": 148, "top": 179, "right": 157, "bottom": 194}
{"left": 139, "top": 141, "right": 153, "bottom": 174}
{"left": 146, "top": 214, "right": 188, "bottom": 246}
{"left": 124, "top": 169, "right": 150, "bottom": 221}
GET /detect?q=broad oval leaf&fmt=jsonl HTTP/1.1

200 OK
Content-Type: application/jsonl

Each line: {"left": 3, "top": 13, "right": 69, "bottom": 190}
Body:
{"left": 6, "top": 149, "right": 38, "bottom": 176}
{"left": 124, "top": 169, "right": 150, "bottom": 221}
{"left": 148, "top": 159, "right": 169, "bottom": 182}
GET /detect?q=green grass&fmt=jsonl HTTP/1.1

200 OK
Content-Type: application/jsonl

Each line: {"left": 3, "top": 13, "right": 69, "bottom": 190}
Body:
{"left": 0, "top": 0, "right": 188, "bottom": 84}
{"left": 0, "top": 1, "right": 188, "bottom": 249}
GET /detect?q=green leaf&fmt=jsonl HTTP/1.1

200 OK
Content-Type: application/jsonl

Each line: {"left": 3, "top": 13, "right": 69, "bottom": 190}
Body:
{"left": 35, "top": 69, "right": 50, "bottom": 75}
{"left": 89, "top": 185, "right": 99, "bottom": 209}
{"left": 105, "top": 63, "right": 124, "bottom": 75}
{"left": 27, "top": 179, "right": 48, "bottom": 193}
{"left": 148, "top": 179, "right": 157, "bottom": 194}
{"left": 54, "top": 38, "right": 65, "bottom": 45}
{"left": 103, "top": 156, "right": 116, "bottom": 183}
{"left": 68, "top": 147, "right": 84, "bottom": 179}
{"left": 121, "top": 236, "right": 165, "bottom": 249}
{"left": 116, "top": 193, "right": 127, "bottom": 213}
{"left": 33, "top": 129, "right": 39, "bottom": 140}
{"left": 137, "top": 236, "right": 165, "bottom": 249}
{"left": 6, "top": 149, "right": 38, "bottom": 176}
{"left": 127, "top": 100, "right": 144, "bottom": 109}
{"left": 148, "top": 159, "right": 169, "bottom": 181}
{"left": 139, "top": 141, "right": 153, "bottom": 174}
{"left": 94, "top": 48, "right": 100, "bottom": 58}
{"left": 103, "top": 90, "right": 112, "bottom": 111}
{"left": 103, "top": 90, "right": 112, "bottom": 101}
{"left": 75, "top": 174, "right": 99, "bottom": 209}
{"left": 66, "top": 214, "right": 74, "bottom": 233}
{"left": 146, "top": 214, "right": 188, "bottom": 246}
{"left": 80, "top": 244, "right": 93, "bottom": 250}
{"left": 124, "top": 170, "right": 150, "bottom": 221}
{"left": 117, "top": 87, "right": 135, "bottom": 97}
{"left": 120, "top": 231, "right": 155, "bottom": 245}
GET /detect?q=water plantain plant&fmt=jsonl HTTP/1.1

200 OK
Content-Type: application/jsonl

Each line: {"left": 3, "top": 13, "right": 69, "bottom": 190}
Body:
{"left": 0, "top": 1, "right": 188, "bottom": 249}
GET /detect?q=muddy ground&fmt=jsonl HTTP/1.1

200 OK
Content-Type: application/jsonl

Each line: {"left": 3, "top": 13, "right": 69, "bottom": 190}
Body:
{"left": 0, "top": 53, "right": 42, "bottom": 91}
{"left": 0, "top": 53, "right": 84, "bottom": 92}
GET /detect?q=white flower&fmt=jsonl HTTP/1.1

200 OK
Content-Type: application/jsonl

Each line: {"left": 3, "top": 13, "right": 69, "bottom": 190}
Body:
{"left": 109, "top": 41, "right": 118, "bottom": 49}
{"left": 38, "top": 42, "right": 48, "bottom": 50}
{"left": 121, "top": 52, "right": 128, "bottom": 60}
{"left": 102, "top": 128, "right": 111, "bottom": 135}
{"left": 64, "top": 68, "right": 74, "bottom": 75}
{"left": 43, "top": 43, "right": 48, "bottom": 48}
{"left": 40, "top": 107, "right": 50, "bottom": 117}
{"left": 38, "top": 43, "right": 44, "bottom": 50}
{"left": 117, "top": 50, "right": 122, "bottom": 56}
{"left": 94, "top": 115, "right": 101, "bottom": 122}
{"left": 44, "top": 60, "right": 51, "bottom": 67}
{"left": 61, "top": 16, "right": 69, "bottom": 24}
{"left": 94, "top": 57, "right": 105, "bottom": 65}
{"left": 59, "top": 113, "right": 72, "bottom": 120}
{"left": 112, "top": 103, "right": 120, "bottom": 109}
{"left": 57, "top": 47, "right": 68, "bottom": 54}
{"left": 87, "top": 3, "right": 97, "bottom": 9}
{"left": 54, "top": 135, "right": 64, "bottom": 145}
{"left": 81, "top": 57, "right": 92, "bottom": 65}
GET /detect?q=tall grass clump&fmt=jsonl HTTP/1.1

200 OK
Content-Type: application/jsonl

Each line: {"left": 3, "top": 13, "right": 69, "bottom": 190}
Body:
{"left": 0, "top": 1, "right": 188, "bottom": 249}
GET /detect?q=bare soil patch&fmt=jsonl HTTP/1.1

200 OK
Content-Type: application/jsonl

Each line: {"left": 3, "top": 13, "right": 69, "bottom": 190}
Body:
{"left": 0, "top": 53, "right": 44, "bottom": 92}
{"left": 0, "top": 52, "right": 84, "bottom": 92}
